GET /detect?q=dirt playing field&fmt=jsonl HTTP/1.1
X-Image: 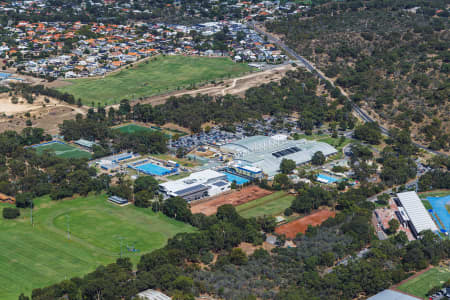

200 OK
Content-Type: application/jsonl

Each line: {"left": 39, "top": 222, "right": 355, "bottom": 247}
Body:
{"left": 275, "top": 210, "right": 336, "bottom": 239}
{"left": 190, "top": 186, "right": 273, "bottom": 216}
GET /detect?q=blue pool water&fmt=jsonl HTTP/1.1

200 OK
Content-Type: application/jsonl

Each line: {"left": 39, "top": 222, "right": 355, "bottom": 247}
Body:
{"left": 222, "top": 172, "right": 249, "bottom": 185}
{"left": 317, "top": 174, "right": 340, "bottom": 183}
{"left": 135, "top": 163, "right": 171, "bottom": 176}
{"left": 427, "top": 195, "right": 450, "bottom": 232}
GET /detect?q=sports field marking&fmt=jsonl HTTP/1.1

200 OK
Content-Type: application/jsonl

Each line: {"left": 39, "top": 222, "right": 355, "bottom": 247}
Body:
{"left": 113, "top": 124, "right": 155, "bottom": 134}
{"left": 34, "top": 142, "right": 92, "bottom": 159}
{"left": 397, "top": 267, "right": 450, "bottom": 299}
{"left": 0, "top": 194, "right": 195, "bottom": 300}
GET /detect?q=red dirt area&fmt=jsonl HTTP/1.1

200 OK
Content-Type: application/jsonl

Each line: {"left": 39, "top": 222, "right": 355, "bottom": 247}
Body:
{"left": 190, "top": 186, "right": 272, "bottom": 216}
{"left": 275, "top": 210, "right": 336, "bottom": 239}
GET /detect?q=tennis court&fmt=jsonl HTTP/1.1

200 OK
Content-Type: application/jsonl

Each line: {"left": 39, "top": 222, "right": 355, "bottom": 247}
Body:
{"left": 222, "top": 172, "right": 249, "bottom": 185}
{"left": 33, "top": 141, "right": 91, "bottom": 159}
{"left": 427, "top": 195, "right": 450, "bottom": 232}
{"left": 134, "top": 163, "right": 172, "bottom": 176}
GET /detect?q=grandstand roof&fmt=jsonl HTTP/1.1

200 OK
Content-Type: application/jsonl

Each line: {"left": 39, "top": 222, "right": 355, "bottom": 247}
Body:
{"left": 222, "top": 136, "right": 337, "bottom": 177}
{"left": 75, "top": 139, "right": 96, "bottom": 148}
{"left": 397, "top": 191, "right": 438, "bottom": 234}
{"left": 136, "top": 289, "right": 171, "bottom": 300}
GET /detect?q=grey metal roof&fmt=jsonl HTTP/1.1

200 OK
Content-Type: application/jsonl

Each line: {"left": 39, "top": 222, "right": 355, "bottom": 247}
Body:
{"left": 367, "top": 290, "right": 420, "bottom": 300}
{"left": 224, "top": 136, "right": 337, "bottom": 177}
{"left": 136, "top": 289, "right": 171, "bottom": 300}
{"left": 397, "top": 191, "right": 438, "bottom": 233}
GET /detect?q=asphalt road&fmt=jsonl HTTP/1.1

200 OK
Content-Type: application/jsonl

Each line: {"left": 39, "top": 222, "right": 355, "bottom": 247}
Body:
{"left": 251, "top": 23, "right": 447, "bottom": 157}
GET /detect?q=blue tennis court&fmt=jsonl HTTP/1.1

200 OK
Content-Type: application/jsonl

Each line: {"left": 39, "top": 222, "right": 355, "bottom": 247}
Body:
{"left": 427, "top": 195, "right": 450, "bottom": 232}
{"left": 134, "top": 163, "right": 171, "bottom": 176}
{"left": 317, "top": 174, "right": 339, "bottom": 184}
{"left": 222, "top": 172, "right": 249, "bottom": 185}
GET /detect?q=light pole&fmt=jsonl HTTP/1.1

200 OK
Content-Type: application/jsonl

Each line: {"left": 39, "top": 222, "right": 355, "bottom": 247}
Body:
{"left": 66, "top": 215, "right": 71, "bottom": 240}
{"left": 30, "top": 201, "right": 33, "bottom": 226}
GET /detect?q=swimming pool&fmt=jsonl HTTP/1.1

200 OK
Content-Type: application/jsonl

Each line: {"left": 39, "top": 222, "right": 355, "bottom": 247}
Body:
{"left": 427, "top": 195, "right": 450, "bottom": 232}
{"left": 317, "top": 174, "right": 340, "bottom": 184}
{"left": 134, "top": 163, "right": 171, "bottom": 176}
{"left": 222, "top": 172, "right": 249, "bottom": 185}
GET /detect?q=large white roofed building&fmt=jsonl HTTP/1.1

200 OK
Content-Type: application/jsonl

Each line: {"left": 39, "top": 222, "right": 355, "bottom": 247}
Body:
{"left": 159, "top": 169, "right": 230, "bottom": 202}
{"left": 397, "top": 191, "right": 438, "bottom": 236}
{"left": 221, "top": 135, "right": 338, "bottom": 178}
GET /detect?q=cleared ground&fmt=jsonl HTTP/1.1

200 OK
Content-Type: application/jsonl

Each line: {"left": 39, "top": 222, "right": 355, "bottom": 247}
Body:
{"left": 236, "top": 191, "right": 295, "bottom": 218}
{"left": 397, "top": 267, "right": 450, "bottom": 299}
{"left": 275, "top": 210, "right": 336, "bottom": 239}
{"left": 34, "top": 142, "right": 92, "bottom": 159}
{"left": 57, "top": 56, "right": 253, "bottom": 106}
{"left": 190, "top": 186, "right": 272, "bottom": 216}
{"left": 0, "top": 194, "right": 194, "bottom": 300}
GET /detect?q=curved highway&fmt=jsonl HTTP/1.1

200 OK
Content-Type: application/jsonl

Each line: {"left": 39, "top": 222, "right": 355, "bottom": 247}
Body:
{"left": 251, "top": 22, "right": 447, "bottom": 157}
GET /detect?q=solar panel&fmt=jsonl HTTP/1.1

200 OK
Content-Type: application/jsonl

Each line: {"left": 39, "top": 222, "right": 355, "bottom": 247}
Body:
{"left": 214, "top": 181, "right": 228, "bottom": 187}
{"left": 175, "top": 184, "right": 208, "bottom": 196}
{"left": 272, "top": 147, "right": 302, "bottom": 158}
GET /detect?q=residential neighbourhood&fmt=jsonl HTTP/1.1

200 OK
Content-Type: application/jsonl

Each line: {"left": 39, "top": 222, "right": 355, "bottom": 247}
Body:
{"left": 0, "top": 0, "right": 449, "bottom": 300}
{"left": 0, "top": 0, "right": 307, "bottom": 79}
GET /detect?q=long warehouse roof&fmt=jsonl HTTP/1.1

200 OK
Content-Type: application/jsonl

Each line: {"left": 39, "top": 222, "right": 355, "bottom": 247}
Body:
{"left": 397, "top": 191, "right": 438, "bottom": 234}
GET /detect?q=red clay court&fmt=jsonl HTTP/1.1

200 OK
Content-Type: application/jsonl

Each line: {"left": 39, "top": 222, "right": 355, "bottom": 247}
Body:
{"left": 190, "top": 186, "right": 272, "bottom": 216}
{"left": 275, "top": 210, "right": 336, "bottom": 239}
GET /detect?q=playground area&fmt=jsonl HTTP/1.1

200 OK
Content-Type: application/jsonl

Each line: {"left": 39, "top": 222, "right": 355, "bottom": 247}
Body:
{"left": 190, "top": 186, "right": 272, "bottom": 216}
{"left": 425, "top": 194, "right": 450, "bottom": 233}
{"left": 275, "top": 210, "right": 336, "bottom": 239}
{"left": 32, "top": 141, "right": 92, "bottom": 159}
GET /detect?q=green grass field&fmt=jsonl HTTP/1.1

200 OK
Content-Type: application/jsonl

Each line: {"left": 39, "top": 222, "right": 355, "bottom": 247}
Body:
{"left": 113, "top": 124, "right": 187, "bottom": 138}
{"left": 57, "top": 56, "right": 253, "bottom": 106}
{"left": 422, "top": 200, "right": 432, "bottom": 210}
{"left": 397, "top": 267, "right": 450, "bottom": 299}
{"left": 419, "top": 190, "right": 450, "bottom": 198}
{"left": 34, "top": 142, "right": 92, "bottom": 159}
{"left": 0, "top": 194, "right": 195, "bottom": 300}
{"left": 236, "top": 191, "right": 295, "bottom": 218}
{"left": 114, "top": 124, "right": 155, "bottom": 134}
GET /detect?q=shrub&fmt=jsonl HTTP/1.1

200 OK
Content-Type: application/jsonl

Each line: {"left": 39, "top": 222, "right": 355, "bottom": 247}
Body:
{"left": 284, "top": 207, "right": 293, "bottom": 216}
{"left": 3, "top": 207, "right": 20, "bottom": 219}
